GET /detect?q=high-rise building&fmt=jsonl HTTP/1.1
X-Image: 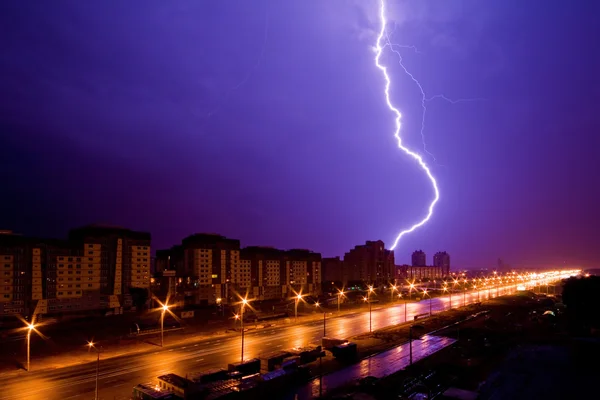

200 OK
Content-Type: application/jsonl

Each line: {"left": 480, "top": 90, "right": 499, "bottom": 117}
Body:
{"left": 0, "top": 225, "right": 151, "bottom": 319}
{"left": 343, "top": 240, "right": 395, "bottom": 286}
{"left": 284, "top": 249, "right": 322, "bottom": 297}
{"left": 411, "top": 250, "right": 427, "bottom": 267}
{"left": 156, "top": 236, "right": 322, "bottom": 304}
{"left": 433, "top": 251, "right": 451, "bottom": 276}
{"left": 240, "top": 246, "right": 285, "bottom": 301}
{"left": 176, "top": 233, "right": 241, "bottom": 306}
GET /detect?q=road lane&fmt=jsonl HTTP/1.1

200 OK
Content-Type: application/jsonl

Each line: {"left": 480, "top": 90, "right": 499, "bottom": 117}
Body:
{"left": 0, "top": 286, "right": 515, "bottom": 400}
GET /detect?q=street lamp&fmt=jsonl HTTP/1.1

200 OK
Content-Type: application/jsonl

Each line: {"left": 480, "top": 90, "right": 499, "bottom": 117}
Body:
{"left": 160, "top": 303, "right": 169, "bottom": 347}
{"left": 88, "top": 341, "right": 101, "bottom": 400}
{"left": 315, "top": 302, "right": 326, "bottom": 336}
{"left": 337, "top": 289, "right": 345, "bottom": 313}
{"left": 423, "top": 289, "right": 432, "bottom": 316}
{"left": 363, "top": 296, "right": 373, "bottom": 333}
{"left": 240, "top": 297, "right": 249, "bottom": 364}
{"left": 390, "top": 285, "right": 397, "bottom": 303}
{"left": 443, "top": 284, "right": 450, "bottom": 310}
{"left": 409, "top": 283, "right": 416, "bottom": 300}
{"left": 26, "top": 323, "right": 35, "bottom": 372}
{"left": 398, "top": 293, "right": 407, "bottom": 322}
{"left": 295, "top": 293, "right": 303, "bottom": 322}
{"left": 367, "top": 286, "right": 375, "bottom": 332}
{"left": 233, "top": 314, "right": 240, "bottom": 330}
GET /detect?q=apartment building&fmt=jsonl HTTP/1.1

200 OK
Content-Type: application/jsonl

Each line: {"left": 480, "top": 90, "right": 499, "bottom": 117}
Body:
{"left": 285, "top": 249, "right": 322, "bottom": 297}
{"left": 343, "top": 240, "right": 395, "bottom": 287}
{"left": 411, "top": 250, "right": 427, "bottom": 267}
{"left": 0, "top": 225, "right": 151, "bottom": 319}
{"left": 433, "top": 251, "right": 451, "bottom": 274}
{"left": 156, "top": 237, "right": 323, "bottom": 304}
{"left": 240, "top": 246, "right": 285, "bottom": 300}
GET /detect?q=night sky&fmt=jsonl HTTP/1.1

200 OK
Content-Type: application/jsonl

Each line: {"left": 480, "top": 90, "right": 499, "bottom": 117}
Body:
{"left": 1, "top": 1, "right": 598, "bottom": 269}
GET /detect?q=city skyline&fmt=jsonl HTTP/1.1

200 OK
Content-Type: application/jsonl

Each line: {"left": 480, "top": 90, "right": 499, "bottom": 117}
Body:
{"left": 1, "top": 0, "right": 598, "bottom": 269}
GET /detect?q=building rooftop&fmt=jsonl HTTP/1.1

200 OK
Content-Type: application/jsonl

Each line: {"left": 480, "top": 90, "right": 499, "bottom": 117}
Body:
{"left": 133, "top": 383, "right": 175, "bottom": 399}
{"left": 158, "top": 373, "right": 193, "bottom": 388}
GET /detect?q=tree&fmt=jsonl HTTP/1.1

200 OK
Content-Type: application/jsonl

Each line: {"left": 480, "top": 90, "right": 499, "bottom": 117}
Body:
{"left": 562, "top": 276, "right": 600, "bottom": 334}
{"left": 129, "top": 287, "right": 149, "bottom": 311}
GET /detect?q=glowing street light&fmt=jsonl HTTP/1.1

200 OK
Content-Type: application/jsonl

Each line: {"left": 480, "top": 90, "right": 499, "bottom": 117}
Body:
{"left": 409, "top": 282, "right": 416, "bottom": 300}
{"left": 294, "top": 293, "right": 303, "bottom": 322}
{"left": 398, "top": 293, "right": 407, "bottom": 322}
{"left": 315, "top": 302, "right": 326, "bottom": 336}
{"left": 239, "top": 297, "right": 250, "bottom": 363}
{"left": 26, "top": 323, "right": 35, "bottom": 372}
{"left": 337, "top": 289, "right": 345, "bottom": 313}
{"left": 363, "top": 296, "right": 373, "bottom": 333}
{"left": 423, "top": 289, "right": 432, "bottom": 316}
{"left": 160, "top": 303, "right": 169, "bottom": 347}
{"left": 443, "top": 284, "right": 451, "bottom": 310}
{"left": 390, "top": 284, "right": 397, "bottom": 302}
{"left": 88, "top": 341, "right": 101, "bottom": 400}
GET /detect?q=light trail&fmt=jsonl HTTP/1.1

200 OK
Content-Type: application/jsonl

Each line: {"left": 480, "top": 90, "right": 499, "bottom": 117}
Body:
{"left": 374, "top": 0, "right": 440, "bottom": 251}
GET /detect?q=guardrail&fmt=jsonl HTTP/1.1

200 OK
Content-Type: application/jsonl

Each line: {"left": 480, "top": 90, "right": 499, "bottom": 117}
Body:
{"left": 127, "top": 326, "right": 183, "bottom": 338}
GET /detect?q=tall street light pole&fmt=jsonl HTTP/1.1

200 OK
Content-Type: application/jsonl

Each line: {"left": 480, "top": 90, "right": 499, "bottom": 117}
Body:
{"left": 423, "top": 289, "right": 431, "bottom": 316}
{"left": 26, "top": 323, "right": 35, "bottom": 372}
{"left": 337, "top": 290, "right": 344, "bottom": 313}
{"left": 295, "top": 294, "right": 302, "bottom": 322}
{"left": 391, "top": 285, "right": 397, "bottom": 303}
{"left": 160, "top": 304, "right": 169, "bottom": 347}
{"left": 368, "top": 286, "right": 375, "bottom": 333}
{"left": 240, "top": 298, "right": 248, "bottom": 364}
{"left": 315, "top": 302, "right": 326, "bottom": 336}
{"left": 88, "top": 341, "right": 101, "bottom": 400}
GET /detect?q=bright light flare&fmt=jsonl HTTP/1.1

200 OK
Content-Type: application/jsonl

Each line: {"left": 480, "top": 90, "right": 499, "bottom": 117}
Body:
{"left": 374, "top": 0, "right": 440, "bottom": 251}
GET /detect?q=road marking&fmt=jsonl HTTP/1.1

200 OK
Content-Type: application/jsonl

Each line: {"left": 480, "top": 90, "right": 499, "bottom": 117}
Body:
{"left": 266, "top": 342, "right": 272, "bottom": 345}
{"left": 194, "top": 344, "right": 199, "bottom": 347}
{"left": 196, "top": 358, "right": 204, "bottom": 362}
{"left": 182, "top": 347, "right": 186, "bottom": 349}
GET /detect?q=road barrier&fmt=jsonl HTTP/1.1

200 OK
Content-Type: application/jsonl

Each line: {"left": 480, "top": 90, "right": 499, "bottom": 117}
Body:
{"left": 127, "top": 326, "right": 183, "bottom": 338}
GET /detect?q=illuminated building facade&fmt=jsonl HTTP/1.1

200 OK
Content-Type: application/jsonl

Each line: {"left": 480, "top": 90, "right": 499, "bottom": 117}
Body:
{"left": 0, "top": 225, "right": 151, "bottom": 319}
{"left": 156, "top": 237, "right": 323, "bottom": 304}
{"left": 343, "top": 240, "right": 395, "bottom": 286}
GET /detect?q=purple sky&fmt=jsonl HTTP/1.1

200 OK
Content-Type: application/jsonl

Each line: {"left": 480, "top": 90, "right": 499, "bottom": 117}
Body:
{"left": 1, "top": 1, "right": 598, "bottom": 269}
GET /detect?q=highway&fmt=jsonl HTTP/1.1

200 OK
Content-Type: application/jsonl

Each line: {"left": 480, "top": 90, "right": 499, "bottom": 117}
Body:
{"left": 0, "top": 286, "right": 514, "bottom": 400}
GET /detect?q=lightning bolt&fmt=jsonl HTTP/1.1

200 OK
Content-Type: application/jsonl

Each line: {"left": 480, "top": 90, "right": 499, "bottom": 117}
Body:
{"left": 374, "top": 0, "right": 440, "bottom": 252}
{"left": 387, "top": 43, "right": 485, "bottom": 164}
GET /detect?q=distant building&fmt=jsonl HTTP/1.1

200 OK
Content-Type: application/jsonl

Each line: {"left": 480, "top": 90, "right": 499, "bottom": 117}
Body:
{"left": 284, "top": 248, "right": 322, "bottom": 297}
{"left": 343, "top": 240, "right": 395, "bottom": 286}
{"left": 433, "top": 251, "right": 451, "bottom": 275}
{"left": 399, "top": 264, "right": 449, "bottom": 281}
{"left": 0, "top": 225, "right": 151, "bottom": 319}
{"left": 322, "top": 256, "right": 344, "bottom": 289}
{"left": 411, "top": 250, "right": 427, "bottom": 267}
{"left": 155, "top": 236, "right": 322, "bottom": 305}
{"left": 240, "top": 246, "right": 285, "bottom": 301}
